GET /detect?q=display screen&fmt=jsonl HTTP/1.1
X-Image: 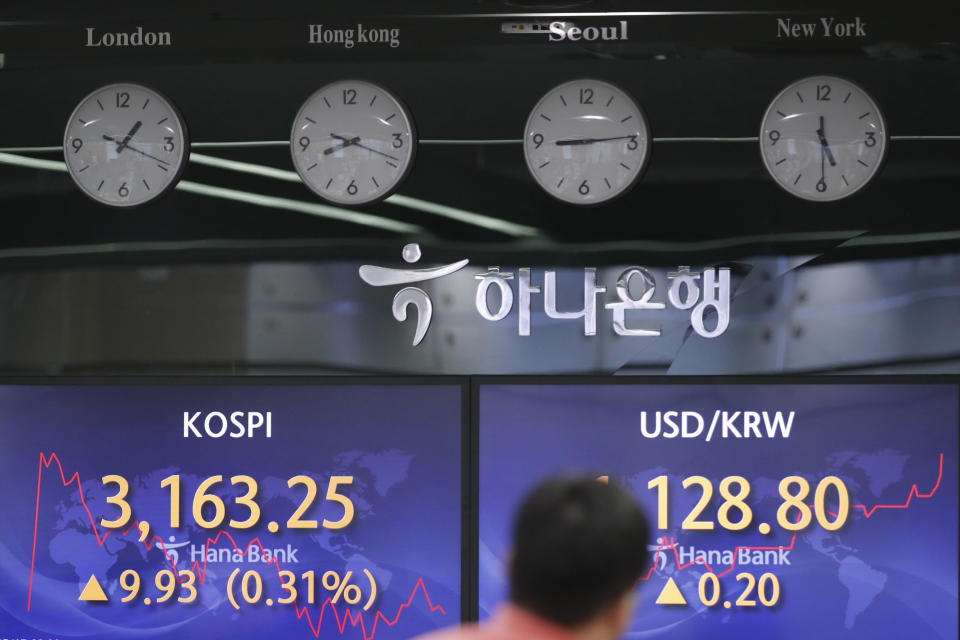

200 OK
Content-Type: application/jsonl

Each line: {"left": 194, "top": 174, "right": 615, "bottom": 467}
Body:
{"left": 478, "top": 383, "right": 958, "bottom": 639}
{"left": 0, "top": 383, "right": 462, "bottom": 640}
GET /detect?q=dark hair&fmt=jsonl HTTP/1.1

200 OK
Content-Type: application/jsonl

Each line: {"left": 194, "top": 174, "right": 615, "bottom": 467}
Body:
{"left": 508, "top": 474, "right": 650, "bottom": 628}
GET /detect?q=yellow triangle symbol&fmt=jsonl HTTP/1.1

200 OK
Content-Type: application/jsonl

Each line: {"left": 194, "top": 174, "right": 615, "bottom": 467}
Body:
{"left": 655, "top": 577, "right": 687, "bottom": 606}
{"left": 79, "top": 574, "right": 109, "bottom": 602}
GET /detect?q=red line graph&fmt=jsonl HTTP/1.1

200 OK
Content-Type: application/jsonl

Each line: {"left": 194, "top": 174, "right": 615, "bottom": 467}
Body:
{"left": 28, "top": 452, "right": 447, "bottom": 640}
{"left": 854, "top": 452, "right": 943, "bottom": 518}
{"left": 639, "top": 452, "right": 945, "bottom": 580}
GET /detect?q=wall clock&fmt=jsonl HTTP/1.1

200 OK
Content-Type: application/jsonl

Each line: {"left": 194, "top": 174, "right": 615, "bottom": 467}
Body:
{"left": 291, "top": 79, "right": 416, "bottom": 206}
{"left": 64, "top": 83, "right": 189, "bottom": 207}
{"left": 760, "top": 75, "right": 887, "bottom": 202}
{"left": 523, "top": 79, "right": 651, "bottom": 206}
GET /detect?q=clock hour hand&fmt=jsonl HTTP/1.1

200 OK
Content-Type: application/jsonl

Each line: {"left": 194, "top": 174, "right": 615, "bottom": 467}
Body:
{"left": 555, "top": 135, "right": 635, "bottom": 146}
{"left": 116, "top": 120, "right": 142, "bottom": 153}
{"left": 816, "top": 115, "right": 837, "bottom": 167}
{"left": 330, "top": 133, "right": 400, "bottom": 162}
{"left": 324, "top": 134, "right": 361, "bottom": 155}
{"left": 102, "top": 135, "right": 169, "bottom": 164}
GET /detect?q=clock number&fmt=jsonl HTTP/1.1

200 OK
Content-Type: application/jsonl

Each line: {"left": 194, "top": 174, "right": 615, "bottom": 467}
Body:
{"left": 816, "top": 178, "right": 827, "bottom": 193}
{"left": 71, "top": 139, "right": 83, "bottom": 153}
{"left": 627, "top": 135, "right": 638, "bottom": 151}
{"left": 816, "top": 84, "right": 831, "bottom": 101}
{"left": 579, "top": 88, "right": 594, "bottom": 105}
{"left": 532, "top": 133, "right": 544, "bottom": 149}
{"left": 347, "top": 179, "right": 358, "bottom": 196}
{"left": 118, "top": 182, "right": 130, "bottom": 198}
{"left": 392, "top": 133, "right": 404, "bottom": 149}
{"left": 578, "top": 180, "right": 590, "bottom": 195}
{"left": 299, "top": 136, "right": 310, "bottom": 151}
{"left": 342, "top": 89, "right": 357, "bottom": 105}
{"left": 864, "top": 132, "right": 877, "bottom": 147}
{"left": 163, "top": 136, "right": 175, "bottom": 152}
{"left": 768, "top": 130, "right": 781, "bottom": 145}
{"left": 116, "top": 92, "right": 130, "bottom": 108}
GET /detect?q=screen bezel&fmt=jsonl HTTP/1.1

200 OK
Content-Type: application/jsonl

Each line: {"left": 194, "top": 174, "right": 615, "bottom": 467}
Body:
{"left": 469, "top": 374, "right": 960, "bottom": 624}
{"left": 0, "top": 375, "right": 473, "bottom": 627}
{"left": 2, "top": 374, "right": 957, "bottom": 628}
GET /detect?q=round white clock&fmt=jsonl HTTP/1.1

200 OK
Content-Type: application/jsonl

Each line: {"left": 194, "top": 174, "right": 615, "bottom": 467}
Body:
{"left": 523, "top": 79, "right": 651, "bottom": 206}
{"left": 63, "top": 83, "right": 189, "bottom": 207}
{"left": 760, "top": 75, "right": 887, "bottom": 202}
{"left": 291, "top": 80, "right": 416, "bottom": 206}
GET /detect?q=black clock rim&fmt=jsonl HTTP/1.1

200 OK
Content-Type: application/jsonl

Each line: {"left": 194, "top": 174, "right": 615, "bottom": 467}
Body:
{"left": 62, "top": 81, "right": 191, "bottom": 210}
{"left": 288, "top": 78, "right": 418, "bottom": 209}
{"left": 757, "top": 73, "right": 889, "bottom": 205}
{"left": 521, "top": 77, "right": 653, "bottom": 209}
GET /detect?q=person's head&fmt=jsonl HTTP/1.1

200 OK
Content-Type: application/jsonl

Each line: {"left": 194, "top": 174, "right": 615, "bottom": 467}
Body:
{"left": 508, "top": 475, "right": 650, "bottom": 637}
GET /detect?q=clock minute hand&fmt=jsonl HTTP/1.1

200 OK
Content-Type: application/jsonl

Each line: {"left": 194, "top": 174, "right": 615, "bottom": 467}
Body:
{"left": 351, "top": 141, "right": 400, "bottom": 162}
{"left": 329, "top": 133, "right": 400, "bottom": 162}
{"left": 816, "top": 116, "right": 837, "bottom": 167}
{"left": 102, "top": 135, "right": 169, "bottom": 164}
{"left": 820, "top": 143, "right": 826, "bottom": 181}
{"left": 555, "top": 135, "right": 635, "bottom": 146}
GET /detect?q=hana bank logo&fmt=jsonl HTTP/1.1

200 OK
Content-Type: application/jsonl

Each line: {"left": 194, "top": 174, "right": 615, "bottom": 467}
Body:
{"left": 358, "top": 243, "right": 469, "bottom": 346}
{"left": 359, "top": 244, "right": 731, "bottom": 346}
{"left": 161, "top": 534, "right": 301, "bottom": 566}
{"left": 163, "top": 535, "right": 191, "bottom": 568}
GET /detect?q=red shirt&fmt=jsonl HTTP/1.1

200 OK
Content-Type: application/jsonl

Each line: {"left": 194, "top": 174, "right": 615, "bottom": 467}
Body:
{"left": 415, "top": 605, "right": 576, "bottom": 640}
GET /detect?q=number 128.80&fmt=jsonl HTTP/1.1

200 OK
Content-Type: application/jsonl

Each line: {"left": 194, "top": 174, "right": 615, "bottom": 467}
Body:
{"left": 646, "top": 474, "right": 850, "bottom": 532}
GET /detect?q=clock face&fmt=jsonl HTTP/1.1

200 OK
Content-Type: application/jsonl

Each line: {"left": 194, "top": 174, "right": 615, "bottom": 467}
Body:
{"left": 291, "top": 80, "right": 416, "bottom": 206}
{"left": 760, "top": 76, "right": 887, "bottom": 202}
{"left": 63, "top": 83, "right": 188, "bottom": 207}
{"left": 523, "top": 79, "right": 651, "bottom": 206}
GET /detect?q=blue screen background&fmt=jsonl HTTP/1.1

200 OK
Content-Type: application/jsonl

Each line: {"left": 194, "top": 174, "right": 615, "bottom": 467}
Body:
{"left": 0, "top": 384, "right": 462, "bottom": 640}
{"left": 478, "top": 384, "right": 958, "bottom": 639}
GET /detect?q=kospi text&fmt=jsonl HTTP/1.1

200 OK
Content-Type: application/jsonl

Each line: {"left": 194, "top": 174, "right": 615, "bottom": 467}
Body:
{"left": 183, "top": 411, "right": 273, "bottom": 438}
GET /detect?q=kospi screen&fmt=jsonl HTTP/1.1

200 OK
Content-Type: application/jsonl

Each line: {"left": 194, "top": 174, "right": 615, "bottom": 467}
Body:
{"left": 477, "top": 382, "right": 958, "bottom": 639}
{"left": 0, "top": 382, "right": 463, "bottom": 640}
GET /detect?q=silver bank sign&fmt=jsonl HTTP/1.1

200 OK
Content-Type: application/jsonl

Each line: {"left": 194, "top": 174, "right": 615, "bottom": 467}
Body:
{"left": 359, "top": 244, "right": 730, "bottom": 346}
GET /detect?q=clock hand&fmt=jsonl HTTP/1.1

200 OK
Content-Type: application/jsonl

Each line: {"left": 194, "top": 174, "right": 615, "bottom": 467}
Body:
{"left": 555, "top": 135, "right": 636, "bottom": 146}
{"left": 329, "top": 133, "right": 400, "bottom": 162}
{"left": 324, "top": 134, "right": 361, "bottom": 155}
{"left": 815, "top": 138, "right": 828, "bottom": 194}
{"left": 351, "top": 141, "right": 400, "bottom": 162}
{"left": 816, "top": 115, "right": 837, "bottom": 167}
{"left": 102, "top": 135, "right": 169, "bottom": 164}
{"left": 115, "top": 120, "right": 142, "bottom": 153}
